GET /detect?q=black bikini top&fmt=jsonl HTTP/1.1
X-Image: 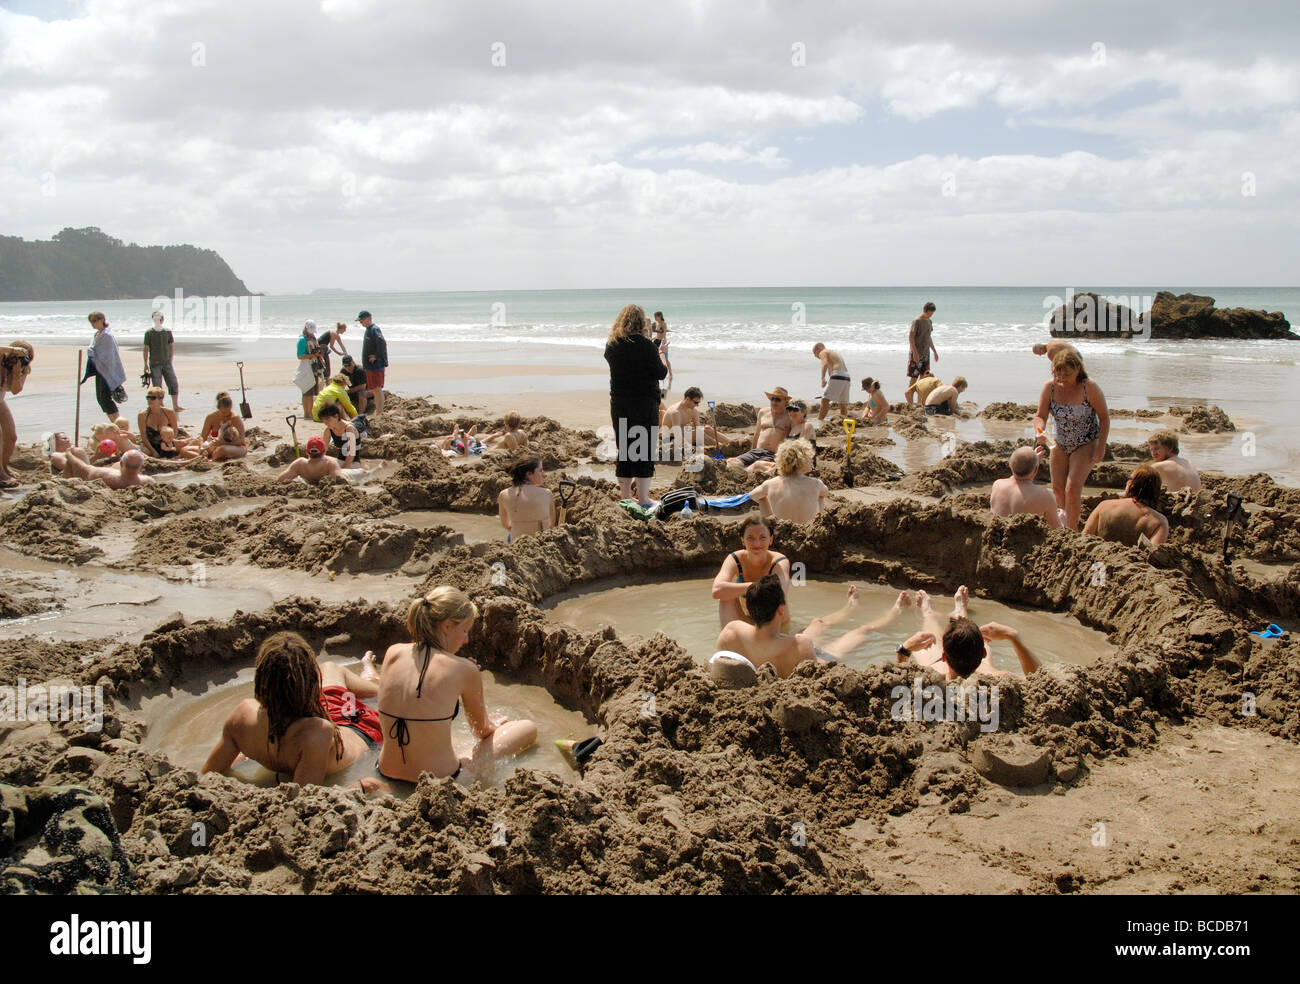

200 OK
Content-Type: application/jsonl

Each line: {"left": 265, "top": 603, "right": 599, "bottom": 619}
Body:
{"left": 380, "top": 643, "right": 460, "bottom": 763}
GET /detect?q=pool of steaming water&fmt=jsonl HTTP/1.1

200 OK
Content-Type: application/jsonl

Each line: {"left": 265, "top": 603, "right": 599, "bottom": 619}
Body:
{"left": 138, "top": 658, "right": 595, "bottom": 794}
{"left": 546, "top": 577, "right": 1114, "bottom": 673}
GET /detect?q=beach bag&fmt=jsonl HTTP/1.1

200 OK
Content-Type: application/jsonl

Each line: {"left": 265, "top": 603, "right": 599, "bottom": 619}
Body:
{"left": 656, "top": 486, "right": 700, "bottom": 518}
{"left": 293, "top": 358, "right": 317, "bottom": 395}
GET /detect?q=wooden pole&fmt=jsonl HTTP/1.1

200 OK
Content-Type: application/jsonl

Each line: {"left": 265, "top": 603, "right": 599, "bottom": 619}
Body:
{"left": 74, "top": 350, "right": 83, "bottom": 446}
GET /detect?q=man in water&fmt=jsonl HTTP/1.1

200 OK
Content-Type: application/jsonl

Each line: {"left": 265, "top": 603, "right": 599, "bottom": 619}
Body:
{"left": 727, "top": 386, "right": 792, "bottom": 469}
{"left": 661, "top": 386, "right": 728, "bottom": 456}
{"left": 813, "top": 343, "right": 852, "bottom": 423}
{"left": 908, "top": 302, "right": 938, "bottom": 385}
{"left": 904, "top": 371, "right": 943, "bottom": 406}
{"left": 51, "top": 447, "right": 154, "bottom": 488}
{"left": 1147, "top": 430, "right": 1201, "bottom": 493}
{"left": 358, "top": 310, "right": 388, "bottom": 417}
{"left": 924, "top": 376, "right": 967, "bottom": 416}
{"left": 896, "top": 586, "right": 1042, "bottom": 680}
{"left": 277, "top": 435, "right": 345, "bottom": 483}
{"left": 1082, "top": 465, "right": 1169, "bottom": 547}
{"left": 715, "top": 575, "right": 911, "bottom": 678}
{"left": 143, "top": 310, "right": 184, "bottom": 413}
{"left": 202, "top": 631, "right": 385, "bottom": 793}
{"left": 990, "top": 446, "right": 1063, "bottom": 527}
{"left": 751, "top": 439, "right": 826, "bottom": 524}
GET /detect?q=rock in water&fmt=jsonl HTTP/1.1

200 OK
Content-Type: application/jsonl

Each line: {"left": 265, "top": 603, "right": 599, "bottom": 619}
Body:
{"left": 1148, "top": 291, "right": 1294, "bottom": 340}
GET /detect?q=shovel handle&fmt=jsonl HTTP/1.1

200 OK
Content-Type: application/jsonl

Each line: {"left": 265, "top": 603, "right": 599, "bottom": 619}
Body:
{"left": 558, "top": 479, "right": 576, "bottom": 507}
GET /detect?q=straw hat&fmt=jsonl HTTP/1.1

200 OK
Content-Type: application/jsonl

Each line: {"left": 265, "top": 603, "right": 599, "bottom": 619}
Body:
{"left": 765, "top": 386, "right": 791, "bottom": 401}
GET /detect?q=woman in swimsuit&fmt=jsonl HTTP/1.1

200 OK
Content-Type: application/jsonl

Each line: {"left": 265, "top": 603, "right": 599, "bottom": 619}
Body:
{"left": 376, "top": 587, "right": 537, "bottom": 784}
{"left": 498, "top": 456, "right": 556, "bottom": 542}
{"left": 138, "top": 386, "right": 198, "bottom": 458}
{"left": 197, "top": 391, "right": 247, "bottom": 462}
{"left": 201, "top": 631, "right": 384, "bottom": 793}
{"left": 1034, "top": 348, "right": 1110, "bottom": 531}
{"left": 711, "top": 514, "right": 793, "bottom": 629}
{"left": 319, "top": 402, "right": 361, "bottom": 467}
{"left": 0, "top": 340, "right": 34, "bottom": 487}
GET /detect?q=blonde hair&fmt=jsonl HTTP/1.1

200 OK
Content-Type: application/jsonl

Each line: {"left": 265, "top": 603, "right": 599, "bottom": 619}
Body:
{"left": 220, "top": 423, "right": 241, "bottom": 444}
{"left": 160, "top": 426, "right": 175, "bottom": 439}
{"left": 953, "top": 376, "right": 968, "bottom": 390}
{"left": 1051, "top": 348, "right": 1088, "bottom": 382}
{"left": 146, "top": 385, "right": 165, "bottom": 400}
{"left": 776, "top": 438, "right": 814, "bottom": 476}
{"left": 407, "top": 586, "right": 478, "bottom": 649}
{"left": 114, "top": 417, "right": 131, "bottom": 431}
{"left": 607, "top": 304, "right": 648, "bottom": 346}
{"left": 330, "top": 372, "right": 349, "bottom": 387}
{"left": 504, "top": 410, "right": 521, "bottom": 429}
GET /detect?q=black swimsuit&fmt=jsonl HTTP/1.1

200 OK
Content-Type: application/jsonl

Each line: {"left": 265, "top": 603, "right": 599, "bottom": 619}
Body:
{"left": 379, "top": 644, "right": 462, "bottom": 780}
{"left": 145, "top": 418, "right": 177, "bottom": 459}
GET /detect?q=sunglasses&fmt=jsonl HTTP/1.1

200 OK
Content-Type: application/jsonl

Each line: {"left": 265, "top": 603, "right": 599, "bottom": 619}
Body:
{"left": 217, "top": 400, "right": 233, "bottom": 408}
{"left": 147, "top": 395, "right": 162, "bottom": 401}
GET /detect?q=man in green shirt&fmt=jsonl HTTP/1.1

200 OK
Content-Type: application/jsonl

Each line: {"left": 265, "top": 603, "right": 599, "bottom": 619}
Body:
{"left": 143, "top": 310, "right": 183, "bottom": 413}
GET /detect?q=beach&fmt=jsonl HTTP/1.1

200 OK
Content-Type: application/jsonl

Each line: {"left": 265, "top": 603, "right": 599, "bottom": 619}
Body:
{"left": 3, "top": 305, "right": 1300, "bottom": 895}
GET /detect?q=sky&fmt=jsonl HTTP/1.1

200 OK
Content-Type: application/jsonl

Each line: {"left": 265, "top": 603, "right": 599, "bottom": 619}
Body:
{"left": 1, "top": 0, "right": 1297, "bottom": 293}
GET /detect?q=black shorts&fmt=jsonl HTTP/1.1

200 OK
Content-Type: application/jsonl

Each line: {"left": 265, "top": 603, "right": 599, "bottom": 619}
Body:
{"left": 924, "top": 403, "right": 953, "bottom": 416}
{"left": 94, "top": 375, "right": 118, "bottom": 417}
{"left": 737, "top": 448, "right": 775, "bottom": 466}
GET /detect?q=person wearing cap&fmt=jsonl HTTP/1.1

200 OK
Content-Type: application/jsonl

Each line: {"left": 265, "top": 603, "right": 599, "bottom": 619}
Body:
{"left": 50, "top": 447, "right": 154, "bottom": 489}
{"left": 86, "top": 312, "right": 127, "bottom": 423}
{"left": 143, "top": 310, "right": 184, "bottom": 413}
{"left": 339, "top": 354, "right": 371, "bottom": 414}
{"left": 276, "top": 435, "right": 345, "bottom": 483}
{"left": 358, "top": 311, "right": 388, "bottom": 417}
{"left": 294, "top": 320, "right": 325, "bottom": 419}
{"left": 726, "top": 386, "right": 793, "bottom": 469}
{"left": 749, "top": 399, "right": 818, "bottom": 475}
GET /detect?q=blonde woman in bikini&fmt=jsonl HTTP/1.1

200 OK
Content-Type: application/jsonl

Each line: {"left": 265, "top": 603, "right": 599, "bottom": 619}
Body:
{"left": 1034, "top": 348, "right": 1110, "bottom": 530}
{"left": 497, "top": 457, "right": 556, "bottom": 542}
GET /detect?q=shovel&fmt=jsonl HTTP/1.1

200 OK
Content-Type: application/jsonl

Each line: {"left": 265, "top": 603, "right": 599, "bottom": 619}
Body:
{"left": 286, "top": 414, "right": 302, "bottom": 458}
{"left": 558, "top": 479, "right": 576, "bottom": 524}
{"left": 237, "top": 362, "right": 253, "bottom": 419}
{"left": 1223, "top": 492, "right": 1248, "bottom": 563}
{"left": 842, "top": 417, "right": 857, "bottom": 488}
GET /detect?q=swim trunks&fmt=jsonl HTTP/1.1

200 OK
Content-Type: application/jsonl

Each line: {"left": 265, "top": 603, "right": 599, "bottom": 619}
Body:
{"left": 907, "top": 354, "right": 930, "bottom": 379}
{"left": 813, "top": 647, "right": 840, "bottom": 664}
{"left": 366, "top": 369, "right": 385, "bottom": 390}
{"left": 321, "top": 684, "right": 383, "bottom": 746}
{"left": 822, "top": 372, "right": 851, "bottom": 404}
{"left": 924, "top": 403, "right": 953, "bottom": 416}
{"left": 737, "top": 447, "right": 776, "bottom": 466}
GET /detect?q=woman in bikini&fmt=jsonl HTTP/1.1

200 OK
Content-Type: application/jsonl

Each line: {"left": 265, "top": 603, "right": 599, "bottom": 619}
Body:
{"left": 711, "top": 514, "right": 794, "bottom": 630}
{"left": 498, "top": 457, "right": 556, "bottom": 542}
{"left": 198, "top": 391, "right": 247, "bottom": 461}
{"left": 1034, "top": 347, "right": 1110, "bottom": 530}
{"left": 376, "top": 587, "right": 537, "bottom": 784}
{"left": 0, "top": 340, "right": 34, "bottom": 487}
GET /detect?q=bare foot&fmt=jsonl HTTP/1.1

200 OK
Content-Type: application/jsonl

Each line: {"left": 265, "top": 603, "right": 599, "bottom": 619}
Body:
{"left": 953, "top": 584, "right": 970, "bottom": 619}
{"left": 360, "top": 650, "right": 380, "bottom": 681}
{"left": 917, "top": 590, "right": 933, "bottom": 616}
{"left": 846, "top": 584, "right": 859, "bottom": 608}
{"left": 174, "top": 405, "right": 187, "bottom": 413}
{"left": 893, "top": 590, "right": 912, "bottom": 612}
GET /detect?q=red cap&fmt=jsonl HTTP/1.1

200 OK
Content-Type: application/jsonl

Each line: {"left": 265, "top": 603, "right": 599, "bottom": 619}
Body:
{"left": 305, "top": 436, "right": 327, "bottom": 454}
{"left": 97, "top": 439, "right": 117, "bottom": 456}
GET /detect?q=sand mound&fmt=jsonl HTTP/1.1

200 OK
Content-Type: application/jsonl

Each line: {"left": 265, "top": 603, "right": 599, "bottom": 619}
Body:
{"left": 979, "top": 402, "right": 1037, "bottom": 421}
{"left": 1171, "top": 405, "right": 1236, "bottom": 433}
{"left": 713, "top": 402, "right": 757, "bottom": 430}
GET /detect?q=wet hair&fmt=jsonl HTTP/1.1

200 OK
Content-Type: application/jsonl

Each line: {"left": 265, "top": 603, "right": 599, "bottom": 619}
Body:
{"left": 953, "top": 376, "right": 968, "bottom": 391}
{"left": 684, "top": 387, "right": 702, "bottom": 401}
{"left": 407, "top": 586, "right": 478, "bottom": 651}
{"left": 923, "top": 302, "right": 936, "bottom": 314}
{"left": 741, "top": 514, "right": 771, "bottom": 537}
{"left": 1009, "top": 446, "right": 1040, "bottom": 477}
{"left": 1050, "top": 348, "right": 1089, "bottom": 382}
{"left": 745, "top": 573, "right": 786, "bottom": 628}
{"left": 216, "top": 391, "right": 232, "bottom": 408}
{"left": 607, "top": 304, "right": 648, "bottom": 346}
{"left": 1126, "top": 465, "right": 1163, "bottom": 509}
{"left": 504, "top": 410, "right": 521, "bottom": 429}
{"left": 861, "top": 377, "right": 879, "bottom": 392}
{"left": 509, "top": 456, "right": 542, "bottom": 486}
{"left": 254, "top": 631, "right": 342, "bottom": 760}
{"left": 87, "top": 311, "right": 105, "bottom": 324}
{"left": 943, "top": 617, "right": 986, "bottom": 677}
{"left": 319, "top": 403, "right": 342, "bottom": 420}
{"left": 146, "top": 385, "right": 165, "bottom": 400}
{"left": 1149, "top": 430, "right": 1179, "bottom": 455}
{"left": 776, "top": 438, "right": 814, "bottom": 476}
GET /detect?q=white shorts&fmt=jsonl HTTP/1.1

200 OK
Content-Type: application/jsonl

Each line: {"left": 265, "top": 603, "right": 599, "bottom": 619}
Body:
{"left": 822, "top": 374, "right": 851, "bottom": 404}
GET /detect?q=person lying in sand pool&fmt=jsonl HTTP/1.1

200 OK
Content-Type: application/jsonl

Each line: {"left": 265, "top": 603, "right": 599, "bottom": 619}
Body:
{"left": 924, "top": 376, "right": 967, "bottom": 416}
{"left": 51, "top": 447, "right": 153, "bottom": 488}
{"left": 430, "top": 423, "right": 484, "bottom": 457}
{"left": 376, "top": 587, "right": 537, "bottom": 784}
{"left": 661, "top": 387, "right": 729, "bottom": 456}
{"left": 277, "top": 435, "right": 345, "bottom": 483}
{"left": 989, "top": 446, "right": 1062, "bottom": 527}
{"left": 751, "top": 439, "right": 827, "bottom": 524}
{"left": 201, "top": 631, "right": 385, "bottom": 793}
{"left": 859, "top": 377, "right": 889, "bottom": 425}
{"left": 482, "top": 411, "right": 529, "bottom": 453}
{"left": 714, "top": 576, "right": 911, "bottom": 678}
{"left": 47, "top": 432, "right": 88, "bottom": 473}
{"left": 1082, "top": 465, "right": 1169, "bottom": 548}
{"left": 498, "top": 456, "right": 555, "bottom": 541}
{"left": 727, "top": 386, "right": 792, "bottom": 469}
{"left": 896, "top": 587, "right": 1042, "bottom": 680}
{"left": 1147, "top": 430, "right": 1200, "bottom": 493}
{"left": 712, "top": 514, "right": 793, "bottom": 629}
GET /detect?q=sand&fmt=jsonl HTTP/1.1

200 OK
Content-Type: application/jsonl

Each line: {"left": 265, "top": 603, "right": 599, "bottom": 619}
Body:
{"left": 3, "top": 359, "right": 1300, "bottom": 895}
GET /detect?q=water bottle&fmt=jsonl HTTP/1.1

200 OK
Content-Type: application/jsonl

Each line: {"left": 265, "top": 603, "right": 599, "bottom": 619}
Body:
{"left": 680, "top": 501, "right": 693, "bottom": 518}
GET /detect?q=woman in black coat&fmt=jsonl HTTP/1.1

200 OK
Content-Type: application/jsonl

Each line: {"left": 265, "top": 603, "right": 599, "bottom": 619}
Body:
{"left": 604, "top": 304, "right": 669, "bottom": 506}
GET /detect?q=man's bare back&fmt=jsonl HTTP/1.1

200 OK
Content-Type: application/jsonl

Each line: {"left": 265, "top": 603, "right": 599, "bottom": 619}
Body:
{"left": 277, "top": 455, "right": 344, "bottom": 483}
{"left": 716, "top": 619, "right": 813, "bottom": 678}
{"left": 990, "top": 475, "right": 1061, "bottom": 525}
{"left": 1150, "top": 455, "right": 1201, "bottom": 493}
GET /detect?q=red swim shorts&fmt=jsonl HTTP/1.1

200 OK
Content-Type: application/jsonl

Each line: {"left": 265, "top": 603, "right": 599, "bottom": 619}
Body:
{"left": 366, "top": 369, "right": 386, "bottom": 389}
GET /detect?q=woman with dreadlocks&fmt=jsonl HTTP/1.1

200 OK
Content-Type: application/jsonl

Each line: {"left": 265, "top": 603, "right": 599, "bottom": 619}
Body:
{"left": 202, "top": 631, "right": 385, "bottom": 792}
